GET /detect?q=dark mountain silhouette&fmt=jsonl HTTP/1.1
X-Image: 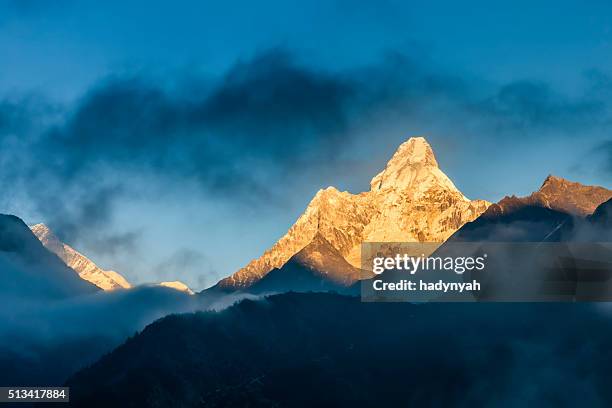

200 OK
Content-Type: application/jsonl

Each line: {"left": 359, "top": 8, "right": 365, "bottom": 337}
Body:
{"left": 430, "top": 198, "right": 612, "bottom": 301}
{"left": 68, "top": 292, "right": 612, "bottom": 407}
{"left": 202, "top": 234, "right": 364, "bottom": 298}
{"left": 0, "top": 216, "right": 206, "bottom": 387}
{"left": 568, "top": 198, "right": 612, "bottom": 242}
{"left": 589, "top": 198, "right": 612, "bottom": 227}
{"left": 449, "top": 202, "right": 574, "bottom": 242}
{"left": 0, "top": 214, "right": 99, "bottom": 299}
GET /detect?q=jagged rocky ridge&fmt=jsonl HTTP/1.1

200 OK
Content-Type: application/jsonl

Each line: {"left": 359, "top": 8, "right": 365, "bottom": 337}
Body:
{"left": 450, "top": 176, "right": 612, "bottom": 243}
{"left": 487, "top": 175, "right": 612, "bottom": 217}
{"left": 217, "top": 137, "right": 490, "bottom": 290}
{"left": 30, "top": 224, "right": 131, "bottom": 291}
{"left": 30, "top": 224, "right": 195, "bottom": 293}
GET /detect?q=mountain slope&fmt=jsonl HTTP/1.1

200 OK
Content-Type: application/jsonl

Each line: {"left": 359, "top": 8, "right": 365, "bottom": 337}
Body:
{"left": 427, "top": 197, "right": 612, "bottom": 301}
{"left": 30, "top": 224, "right": 130, "bottom": 290}
{"left": 450, "top": 176, "right": 611, "bottom": 243}
{"left": 68, "top": 292, "right": 612, "bottom": 407}
{"left": 489, "top": 175, "right": 612, "bottom": 217}
{"left": 569, "top": 198, "right": 612, "bottom": 241}
{"left": 0, "top": 217, "right": 201, "bottom": 386}
{"left": 218, "top": 137, "right": 490, "bottom": 290}
{"left": 589, "top": 198, "right": 612, "bottom": 227}
{"left": 450, "top": 203, "right": 574, "bottom": 242}
{"left": 0, "top": 214, "right": 99, "bottom": 299}
{"left": 247, "top": 234, "right": 362, "bottom": 294}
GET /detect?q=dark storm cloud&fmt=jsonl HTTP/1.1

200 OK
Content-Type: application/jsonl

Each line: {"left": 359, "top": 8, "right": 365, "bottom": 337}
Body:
{"left": 18, "top": 50, "right": 357, "bottom": 240}
{"left": 200, "top": 51, "right": 353, "bottom": 145}
{"left": 5, "top": 49, "right": 612, "bottom": 242}
{"left": 35, "top": 50, "right": 353, "bottom": 206}
{"left": 44, "top": 50, "right": 352, "bottom": 173}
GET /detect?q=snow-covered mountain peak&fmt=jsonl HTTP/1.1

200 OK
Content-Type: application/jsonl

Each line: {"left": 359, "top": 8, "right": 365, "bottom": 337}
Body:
{"left": 394, "top": 136, "right": 438, "bottom": 167}
{"left": 217, "top": 136, "right": 490, "bottom": 289}
{"left": 159, "top": 281, "right": 194, "bottom": 295}
{"left": 369, "top": 137, "right": 465, "bottom": 200}
{"left": 29, "top": 223, "right": 131, "bottom": 291}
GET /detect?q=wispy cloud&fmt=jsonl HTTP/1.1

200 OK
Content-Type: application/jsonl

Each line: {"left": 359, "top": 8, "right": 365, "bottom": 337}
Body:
{"left": 1, "top": 48, "right": 611, "bottom": 246}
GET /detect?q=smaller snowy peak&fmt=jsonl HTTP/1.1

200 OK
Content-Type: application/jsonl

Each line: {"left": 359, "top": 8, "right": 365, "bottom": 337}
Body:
{"left": 29, "top": 223, "right": 131, "bottom": 291}
{"left": 308, "top": 186, "right": 357, "bottom": 211}
{"left": 311, "top": 186, "right": 342, "bottom": 201}
{"left": 159, "top": 281, "right": 194, "bottom": 294}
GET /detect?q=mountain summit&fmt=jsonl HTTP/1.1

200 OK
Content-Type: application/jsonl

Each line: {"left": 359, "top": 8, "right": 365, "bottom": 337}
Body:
{"left": 535, "top": 175, "right": 612, "bottom": 216}
{"left": 30, "top": 224, "right": 131, "bottom": 291}
{"left": 486, "top": 175, "right": 612, "bottom": 217}
{"left": 370, "top": 137, "right": 463, "bottom": 197}
{"left": 217, "top": 137, "right": 490, "bottom": 290}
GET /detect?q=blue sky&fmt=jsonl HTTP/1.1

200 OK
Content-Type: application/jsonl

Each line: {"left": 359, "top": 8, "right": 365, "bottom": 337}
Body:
{"left": 3, "top": 0, "right": 612, "bottom": 99}
{"left": 1, "top": 0, "right": 611, "bottom": 289}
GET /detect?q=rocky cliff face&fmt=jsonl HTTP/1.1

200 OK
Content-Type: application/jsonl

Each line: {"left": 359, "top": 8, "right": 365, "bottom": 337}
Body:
{"left": 218, "top": 137, "right": 490, "bottom": 289}
{"left": 486, "top": 175, "right": 612, "bottom": 218}
{"left": 30, "top": 224, "right": 131, "bottom": 291}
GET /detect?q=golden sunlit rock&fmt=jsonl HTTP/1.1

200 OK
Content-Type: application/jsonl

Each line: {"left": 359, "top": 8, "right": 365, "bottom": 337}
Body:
{"left": 218, "top": 137, "right": 491, "bottom": 289}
